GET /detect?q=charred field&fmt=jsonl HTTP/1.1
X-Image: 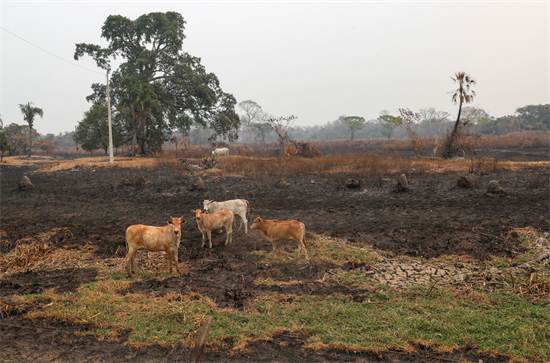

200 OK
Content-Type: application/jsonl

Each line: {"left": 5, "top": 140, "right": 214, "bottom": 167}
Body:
{"left": 1, "top": 153, "right": 549, "bottom": 362}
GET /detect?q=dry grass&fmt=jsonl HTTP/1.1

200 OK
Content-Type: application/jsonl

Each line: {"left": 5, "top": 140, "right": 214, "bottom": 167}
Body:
{"left": 273, "top": 131, "right": 550, "bottom": 156}
{"left": 4, "top": 153, "right": 548, "bottom": 177}
{"left": 215, "top": 155, "right": 548, "bottom": 177}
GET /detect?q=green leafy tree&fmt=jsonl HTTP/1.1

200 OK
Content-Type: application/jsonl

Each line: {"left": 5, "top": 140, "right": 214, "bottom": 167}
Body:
{"left": 19, "top": 102, "right": 43, "bottom": 157}
{"left": 74, "top": 103, "right": 124, "bottom": 154}
{"left": 74, "top": 12, "right": 239, "bottom": 155}
{"left": 340, "top": 116, "right": 366, "bottom": 141}
{"left": 378, "top": 112, "right": 402, "bottom": 139}
{"left": 516, "top": 104, "right": 550, "bottom": 130}
{"left": 444, "top": 72, "right": 476, "bottom": 158}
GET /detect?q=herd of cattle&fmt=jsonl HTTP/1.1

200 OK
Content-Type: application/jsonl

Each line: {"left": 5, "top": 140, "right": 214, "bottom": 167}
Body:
{"left": 125, "top": 198, "right": 309, "bottom": 275}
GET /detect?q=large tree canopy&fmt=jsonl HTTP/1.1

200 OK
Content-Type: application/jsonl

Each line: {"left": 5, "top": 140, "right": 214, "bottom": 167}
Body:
{"left": 74, "top": 12, "right": 239, "bottom": 154}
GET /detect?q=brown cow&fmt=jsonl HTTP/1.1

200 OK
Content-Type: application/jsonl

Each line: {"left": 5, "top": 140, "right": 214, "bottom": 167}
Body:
{"left": 193, "top": 209, "right": 234, "bottom": 248}
{"left": 125, "top": 216, "right": 185, "bottom": 275}
{"left": 250, "top": 217, "right": 309, "bottom": 260}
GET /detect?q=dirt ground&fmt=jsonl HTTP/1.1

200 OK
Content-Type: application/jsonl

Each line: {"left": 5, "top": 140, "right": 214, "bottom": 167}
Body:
{"left": 1, "top": 155, "right": 549, "bottom": 362}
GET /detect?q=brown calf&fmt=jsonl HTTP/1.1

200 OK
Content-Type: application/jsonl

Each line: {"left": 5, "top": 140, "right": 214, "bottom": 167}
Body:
{"left": 193, "top": 209, "right": 234, "bottom": 248}
{"left": 250, "top": 217, "right": 309, "bottom": 260}
{"left": 125, "top": 216, "right": 185, "bottom": 275}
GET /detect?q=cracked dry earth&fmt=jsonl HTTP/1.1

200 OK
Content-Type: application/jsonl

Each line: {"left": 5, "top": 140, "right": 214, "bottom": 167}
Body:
{"left": 319, "top": 229, "right": 550, "bottom": 292}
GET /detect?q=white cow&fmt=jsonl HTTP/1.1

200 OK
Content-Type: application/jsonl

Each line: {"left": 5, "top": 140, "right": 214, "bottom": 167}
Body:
{"left": 211, "top": 147, "right": 229, "bottom": 156}
{"left": 203, "top": 199, "right": 249, "bottom": 233}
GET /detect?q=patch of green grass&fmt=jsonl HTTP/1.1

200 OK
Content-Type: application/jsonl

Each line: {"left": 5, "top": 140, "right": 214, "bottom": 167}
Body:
{"left": 249, "top": 235, "right": 376, "bottom": 268}
{"left": 323, "top": 269, "right": 371, "bottom": 288}
{"left": 26, "top": 277, "right": 550, "bottom": 360}
{"left": 310, "top": 235, "right": 376, "bottom": 266}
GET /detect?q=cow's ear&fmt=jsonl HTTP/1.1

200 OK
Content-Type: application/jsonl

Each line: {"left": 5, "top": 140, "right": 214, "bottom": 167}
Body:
{"left": 168, "top": 219, "right": 173, "bottom": 224}
{"left": 181, "top": 219, "right": 186, "bottom": 224}
{"left": 190, "top": 209, "right": 196, "bottom": 215}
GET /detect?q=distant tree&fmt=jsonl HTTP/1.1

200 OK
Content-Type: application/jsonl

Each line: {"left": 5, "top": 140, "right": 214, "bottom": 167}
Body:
{"left": 238, "top": 100, "right": 263, "bottom": 126}
{"left": 444, "top": 72, "right": 476, "bottom": 158}
{"left": 75, "top": 12, "right": 239, "bottom": 155}
{"left": 4, "top": 123, "right": 38, "bottom": 155}
{"left": 265, "top": 115, "right": 297, "bottom": 155}
{"left": 515, "top": 104, "right": 550, "bottom": 130}
{"left": 238, "top": 100, "right": 272, "bottom": 143}
{"left": 378, "top": 111, "right": 402, "bottom": 139}
{"left": 460, "top": 107, "right": 490, "bottom": 126}
{"left": 340, "top": 116, "right": 366, "bottom": 141}
{"left": 415, "top": 108, "right": 451, "bottom": 137}
{"left": 19, "top": 102, "right": 44, "bottom": 157}
{"left": 398, "top": 108, "right": 423, "bottom": 155}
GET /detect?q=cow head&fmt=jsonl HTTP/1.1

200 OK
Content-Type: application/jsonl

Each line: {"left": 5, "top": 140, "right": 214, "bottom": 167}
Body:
{"left": 203, "top": 200, "right": 213, "bottom": 211}
{"left": 193, "top": 209, "right": 204, "bottom": 223}
{"left": 250, "top": 217, "right": 263, "bottom": 230}
{"left": 168, "top": 216, "right": 185, "bottom": 236}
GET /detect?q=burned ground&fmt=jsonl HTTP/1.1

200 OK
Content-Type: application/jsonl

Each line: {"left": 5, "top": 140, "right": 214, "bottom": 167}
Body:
{"left": 1, "top": 156, "right": 549, "bottom": 362}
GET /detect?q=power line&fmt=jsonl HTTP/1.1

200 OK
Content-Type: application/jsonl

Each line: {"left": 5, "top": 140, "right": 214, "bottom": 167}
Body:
{"left": 0, "top": 25, "right": 102, "bottom": 75}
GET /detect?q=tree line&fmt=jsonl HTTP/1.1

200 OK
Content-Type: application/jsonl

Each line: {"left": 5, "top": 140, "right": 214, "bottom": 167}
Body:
{"left": 1, "top": 101, "right": 547, "bottom": 160}
{"left": 1, "top": 12, "right": 548, "bottom": 159}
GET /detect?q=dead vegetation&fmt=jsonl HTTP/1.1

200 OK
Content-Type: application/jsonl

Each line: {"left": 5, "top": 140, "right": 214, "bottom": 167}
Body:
{"left": 1, "top": 142, "right": 549, "bottom": 362}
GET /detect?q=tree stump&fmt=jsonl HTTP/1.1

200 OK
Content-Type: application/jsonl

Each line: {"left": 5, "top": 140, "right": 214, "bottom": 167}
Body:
{"left": 395, "top": 174, "right": 409, "bottom": 192}
{"left": 457, "top": 175, "right": 478, "bottom": 189}
{"left": 487, "top": 180, "right": 505, "bottom": 194}
{"left": 18, "top": 175, "right": 33, "bottom": 190}
{"left": 345, "top": 178, "right": 361, "bottom": 189}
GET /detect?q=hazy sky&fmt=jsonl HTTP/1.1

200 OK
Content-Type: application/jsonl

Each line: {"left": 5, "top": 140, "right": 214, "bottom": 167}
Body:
{"left": 1, "top": 0, "right": 548, "bottom": 134}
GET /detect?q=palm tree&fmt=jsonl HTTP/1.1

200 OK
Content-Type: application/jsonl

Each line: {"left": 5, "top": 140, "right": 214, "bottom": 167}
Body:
{"left": 443, "top": 72, "right": 476, "bottom": 158}
{"left": 19, "top": 102, "right": 44, "bottom": 157}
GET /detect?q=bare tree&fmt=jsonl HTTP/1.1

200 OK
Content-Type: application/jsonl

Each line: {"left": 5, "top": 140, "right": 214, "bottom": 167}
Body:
{"left": 443, "top": 72, "right": 476, "bottom": 158}
{"left": 238, "top": 100, "right": 271, "bottom": 143}
{"left": 398, "top": 108, "right": 422, "bottom": 155}
{"left": 265, "top": 115, "right": 297, "bottom": 155}
{"left": 238, "top": 100, "right": 263, "bottom": 126}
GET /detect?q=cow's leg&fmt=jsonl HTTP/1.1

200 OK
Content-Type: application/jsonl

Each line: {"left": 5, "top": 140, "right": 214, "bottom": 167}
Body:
{"left": 126, "top": 247, "right": 137, "bottom": 275}
{"left": 207, "top": 230, "right": 213, "bottom": 249}
{"left": 240, "top": 214, "right": 248, "bottom": 234}
{"left": 200, "top": 231, "right": 206, "bottom": 248}
{"left": 172, "top": 248, "right": 180, "bottom": 273}
{"left": 225, "top": 224, "right": 233, "bottom": 246}
{"left": 299, "top": 237, "right": 309, "bottom": 260}
{"left": 269, "top": 239, "right": 277, "bottom": 253}
{"left": 166, "top": 249, "right": 173, "bottom": 274}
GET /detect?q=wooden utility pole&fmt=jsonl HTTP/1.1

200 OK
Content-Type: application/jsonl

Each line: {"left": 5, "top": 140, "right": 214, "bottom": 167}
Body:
{"left": 106, "top": 69, "right": 114, "bottom": 164}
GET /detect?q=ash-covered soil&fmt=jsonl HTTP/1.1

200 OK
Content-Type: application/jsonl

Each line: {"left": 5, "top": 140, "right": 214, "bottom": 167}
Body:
{"left": 1, "top": 160, "right": 548, "bottom": 362}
